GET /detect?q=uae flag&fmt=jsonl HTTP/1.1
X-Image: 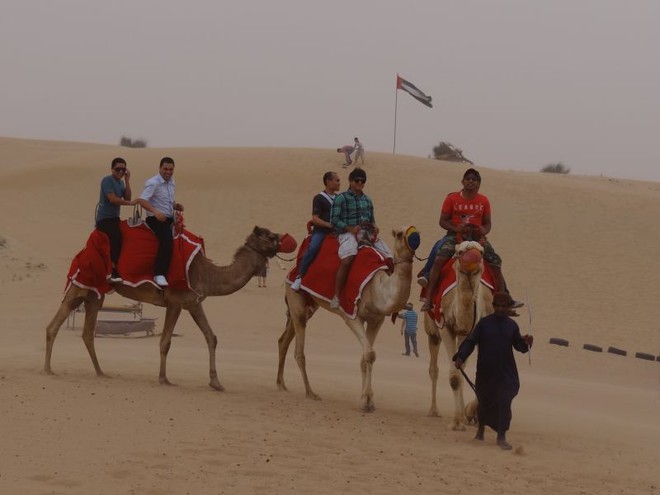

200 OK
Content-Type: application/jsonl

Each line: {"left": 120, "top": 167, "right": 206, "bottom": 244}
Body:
{"left": 396, "top": 75, "right": 433, "bottom": 108}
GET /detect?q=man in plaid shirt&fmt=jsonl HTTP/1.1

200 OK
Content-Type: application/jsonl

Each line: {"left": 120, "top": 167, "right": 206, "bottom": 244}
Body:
{"left": 329, "top": 168, "right": 392, "bottom": 309}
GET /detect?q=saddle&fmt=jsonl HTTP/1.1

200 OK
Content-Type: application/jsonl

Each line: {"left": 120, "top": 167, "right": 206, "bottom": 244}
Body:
{"left": 286, "top": 234, "right": 389, "bottom": 318}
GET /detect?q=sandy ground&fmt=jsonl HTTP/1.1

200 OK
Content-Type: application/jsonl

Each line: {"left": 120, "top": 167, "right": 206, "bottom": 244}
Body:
{"left": 0, "top": 137, "right": 658, "bottom": 494}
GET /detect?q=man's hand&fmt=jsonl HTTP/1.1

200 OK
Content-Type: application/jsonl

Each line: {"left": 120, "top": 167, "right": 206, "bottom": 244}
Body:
{"left": 174, "top": 203, "right": 184, "bottom": 212}
{"left": 154, "top": 211, "right": 167, "bottom": 222}
{"left": 455, "top": 223, "right": 468, "bottom": 234}
{"left": 347, "top": 225, "right": 360, "bottom": 234}
{"left": 124, "top": 168, "right": 131, "bottom": 181}
{"left": 454, "top": 357, "right": 464, "bottom": 369}
{"left": 523, "top": 335, "right": 534, "bottom": 347}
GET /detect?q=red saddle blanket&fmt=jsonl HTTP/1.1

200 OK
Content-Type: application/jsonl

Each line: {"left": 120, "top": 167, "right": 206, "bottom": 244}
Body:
{"left": 420, "top": 258, "right": 495, "bottom": 323}
{"left": 286, "top": 235, "right": 389, "bottom": 319}
{"left": 66, "top": 220, "right": 205, "bottom": 298}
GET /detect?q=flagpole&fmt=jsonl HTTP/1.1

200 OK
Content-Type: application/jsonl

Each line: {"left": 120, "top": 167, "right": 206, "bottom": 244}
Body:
{"left": 393, "top": 74, "right": 398, "bottom": 154}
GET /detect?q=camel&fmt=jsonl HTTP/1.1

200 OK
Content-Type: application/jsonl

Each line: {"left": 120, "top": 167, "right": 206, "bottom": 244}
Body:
{"left": 276, "top": 226, "right": 417, "bottom": 413}
{"left": 423, "top": 240, "right": 493, "bottom": 429}
{"left": 45, "top": 226, "right": 292, "bottom": 391}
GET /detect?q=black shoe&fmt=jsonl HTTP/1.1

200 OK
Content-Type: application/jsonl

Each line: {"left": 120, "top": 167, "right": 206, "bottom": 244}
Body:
{"left": 109, "top": 270, "right": 123, "bottom": 283}
{"left": 511, "top": 300, "right": 524, "bottom": 309}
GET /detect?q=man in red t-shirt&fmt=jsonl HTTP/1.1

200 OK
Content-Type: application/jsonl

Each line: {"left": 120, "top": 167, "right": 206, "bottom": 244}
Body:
{"left": 421, "top": 168, "right": 522, "bottom": 311}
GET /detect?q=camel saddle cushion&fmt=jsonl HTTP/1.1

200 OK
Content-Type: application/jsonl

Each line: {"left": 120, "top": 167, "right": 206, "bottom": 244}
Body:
{"left": 66, "top": 220, "right": 205, "bottom": 298}
{"left": 286, "top": 235, "right": 389, "bottom": 319}
{"left": 420, "top": 258, "right": 495, "bottom": 324}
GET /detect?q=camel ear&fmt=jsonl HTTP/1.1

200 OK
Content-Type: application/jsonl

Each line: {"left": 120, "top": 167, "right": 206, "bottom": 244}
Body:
{"left": 253, "top": 226, "right": 261, "bottom": 235}
{"left": 393, "top": 229, "right": 401, "bottom": 239}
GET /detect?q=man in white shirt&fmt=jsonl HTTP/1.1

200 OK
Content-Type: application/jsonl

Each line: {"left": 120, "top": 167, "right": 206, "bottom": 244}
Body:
{"left": 137, "top": 157, "right": 184, "bottom": 287}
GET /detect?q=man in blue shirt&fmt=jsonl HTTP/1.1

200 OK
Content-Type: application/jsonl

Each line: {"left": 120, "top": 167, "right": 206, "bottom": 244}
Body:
{"left": 95, "top": 157, "right": 135, "bottom": 283}
{"left": 137, "top": 157, "right": 184, "bottom": 287}
{"left": 397, "top": 303, "right": 419, "bottom": 357}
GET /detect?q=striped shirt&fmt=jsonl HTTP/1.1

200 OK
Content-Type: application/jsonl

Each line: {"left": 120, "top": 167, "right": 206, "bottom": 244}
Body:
{"left": 399, "top": 310, "right": 418, "bottom": 334}
{"left": 331, "top": 189, "right": 375, "bottom": 233}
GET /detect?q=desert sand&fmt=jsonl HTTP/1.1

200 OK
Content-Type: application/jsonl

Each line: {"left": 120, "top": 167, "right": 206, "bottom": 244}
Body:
{"left": 0, "top": 137, "right": 658, "bottom": 494}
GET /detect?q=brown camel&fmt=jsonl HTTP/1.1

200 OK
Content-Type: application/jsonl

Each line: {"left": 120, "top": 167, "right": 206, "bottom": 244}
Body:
{"left": 45, "top": 226, "right": 291, "bottom": 391}
{"left": 276, "top": 227, "right": 417, "bottom": 412}
{"left": 423, "top": 240, "right": 493, "bottom": 429}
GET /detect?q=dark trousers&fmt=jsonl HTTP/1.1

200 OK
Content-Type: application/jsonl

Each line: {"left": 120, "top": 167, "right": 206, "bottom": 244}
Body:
{"left": 96, "top": 217, "right": 122, "bottom": 265}
{"left": 146, "top": 216, "right": 174, "bottom": 276}
{"left": 404, "top": 332, "right": 418, "bottom": 355}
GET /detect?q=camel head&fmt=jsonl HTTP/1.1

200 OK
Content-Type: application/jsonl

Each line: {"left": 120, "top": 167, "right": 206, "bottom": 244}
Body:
{"left": 454, "top": 240, "right": 484, "bottom": 275}
{"left": 391, "top": 225, "right": 420, "bottom": 260}
{"left": 246, "top": 226, "right": 297, "bottom": 258}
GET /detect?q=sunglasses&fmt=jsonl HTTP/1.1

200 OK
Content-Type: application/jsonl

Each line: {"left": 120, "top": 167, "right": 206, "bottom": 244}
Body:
{"left": 464, "top": 176, "right": 480, "bottom": 182}
{"left": 352, "top": 178, "right": 366, "bottom": 184}
{"left": 113, "top": 167, "right": 127, "bottom": 172}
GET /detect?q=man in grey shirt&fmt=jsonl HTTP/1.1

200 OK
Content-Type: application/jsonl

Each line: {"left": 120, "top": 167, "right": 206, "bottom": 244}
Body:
{"left": 137, "top": 157, "right": 184, "bottom": 287}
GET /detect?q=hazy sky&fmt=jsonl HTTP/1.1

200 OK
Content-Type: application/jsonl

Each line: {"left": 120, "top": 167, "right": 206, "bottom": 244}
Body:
{"left": 2, "top": 1, "right": 659, "bottom": 180}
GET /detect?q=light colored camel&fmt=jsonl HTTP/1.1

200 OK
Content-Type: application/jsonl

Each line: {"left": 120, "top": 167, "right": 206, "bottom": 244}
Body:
{"left": 45, "top": 226, "right": 289, "bottom": 391}
{"left": 423, "top": 240, "right": 493, "bottom": 429}
{"left": 277, "top": 227, "right": 416, "bottom": 413}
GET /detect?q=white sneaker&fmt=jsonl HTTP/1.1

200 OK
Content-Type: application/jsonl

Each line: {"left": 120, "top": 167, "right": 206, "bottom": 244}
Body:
{"left": 154, "top": 275, "right": 169, "bottom": 287}
{"left": 330, "top": 296, "right": 340, "bottom": 309}
{"left": 290, "top": 277, "right": 302, "bottom": 291}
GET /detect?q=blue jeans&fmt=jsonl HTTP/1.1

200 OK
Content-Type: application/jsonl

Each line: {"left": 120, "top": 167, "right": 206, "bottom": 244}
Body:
{"left": 420, "top": 236, "right": 449, "bottom": 278}
{"left": 298, "top": 230, "right": 327, "bottom": 277}
{"left": 404, "top": 332, "right": 418, "bottom": 355}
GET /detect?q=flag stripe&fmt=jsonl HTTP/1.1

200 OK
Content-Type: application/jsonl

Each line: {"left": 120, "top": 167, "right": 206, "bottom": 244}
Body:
{"left": 396, "top": 75, "right": 433, "bottom": 108}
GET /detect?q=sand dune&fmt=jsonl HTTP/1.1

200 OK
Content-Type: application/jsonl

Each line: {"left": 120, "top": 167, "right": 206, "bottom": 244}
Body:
{"left": 0, "top": 137, "right": 657, "bottom": 494}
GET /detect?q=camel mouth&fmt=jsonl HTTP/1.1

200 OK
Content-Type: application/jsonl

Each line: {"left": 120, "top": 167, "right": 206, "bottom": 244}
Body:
{"left": 277, "top": 233, "right": 297, "bottom": 253}
{"left": 457, "top": 248, "right": 482, "bottom": 273}
{"left": 404, "top": 226, "right": 420, "bottom": 252}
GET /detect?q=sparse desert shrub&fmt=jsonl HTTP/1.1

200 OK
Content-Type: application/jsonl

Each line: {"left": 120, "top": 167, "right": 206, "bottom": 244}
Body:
{"left": 431, "top": 141, "right": 473, "bottom": 164}
{"left": 541, "top": 162, "right": 570, "bottom": 174}
{"left": 120, "top": 136, "right": 148, "bottom": 148}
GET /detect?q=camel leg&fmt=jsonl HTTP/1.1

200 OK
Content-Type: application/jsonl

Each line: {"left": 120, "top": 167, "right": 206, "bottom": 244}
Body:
{"left": 81, "top": 296, "right": 105, "bottom": 377}
{"left": 439, "top": 328, "right": 467, "bottom": 431}
{"left": 357, "top": 319, "right": 382, "bottom": 413}
{"left": 44, "top": 290, "right": 85, "bottom": 374}
{"left": 276, "top": 315, "right": 295, "bottom": 392}
{"left": 424, "top": 312, "right": 441, "bottom": 417}
{"left": 187, "top": 303, "right": 224, "bottom": 391}
{"left": 290, "top": 305, "right": 321, "bottom": 401}
{"left": 158, "top": 304, "right": 183, "bottom": 387}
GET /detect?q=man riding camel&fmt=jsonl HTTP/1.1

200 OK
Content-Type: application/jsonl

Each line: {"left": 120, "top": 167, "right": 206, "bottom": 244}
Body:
{"left": 421, "top": 168, "right": 523, "bottom": 312}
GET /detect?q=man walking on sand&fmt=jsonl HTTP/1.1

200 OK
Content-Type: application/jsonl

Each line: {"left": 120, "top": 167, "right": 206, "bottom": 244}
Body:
{"left": 453, "top": 292, "right": 533, "bottom": 450}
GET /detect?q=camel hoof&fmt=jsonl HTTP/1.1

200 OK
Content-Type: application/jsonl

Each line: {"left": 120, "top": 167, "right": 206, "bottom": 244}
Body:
{"left": 276, "top": 382, "right": 288, "bottom": 392}
{"left": 360, "top": 399, "right": 376, "bottom": 413}
{"left": 427, "top": 408, "right": 440, "bottom": 417}
{"left": 209, "top": 381, "right": 225, "bottom": 392}
{"left": 159, "top": 377, "right": 176, "bottom": 386}
{"left": 450, "top": 422, "right": 467, "bottom": 431}
{"left": 306, "top": 391, "right": 322, "bottom": 401}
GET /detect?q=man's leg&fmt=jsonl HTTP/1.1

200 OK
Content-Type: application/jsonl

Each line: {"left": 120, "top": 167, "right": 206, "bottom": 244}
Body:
{"left": 411, "top": 333, "right": 419, "bottom": 357}
{"left": 403, "top": 333, "right": 410, "bottom": 355}
{"left": 146, "top": 217, "right": 174, "bottom": 278}
{"left": 332, "top": 255, "right": 354, "bottom": 308}
{"left": 297, "top": 231, "right": 326, "bottom": 278}
{"left": 96, "top": 218, "right": 123, "bottom": 281}
{"left": 417, "top": 237, "right": 448, "bottom": 285}
{"left": 421, "top": 254, "right": 450, "bottom": 311}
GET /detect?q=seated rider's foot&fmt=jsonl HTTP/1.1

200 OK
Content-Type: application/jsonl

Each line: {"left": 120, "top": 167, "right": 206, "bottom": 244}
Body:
{"left": 154, "top": 275, "right": 169, "bottom": 287}
{"left": 421, "top": 300, "right": 433, "bottom": 312}
{"left": 290, "top": 277, "right": 302, "bottom": 291}
{"left": 417, "top": 276, "right": 428, "bottom": 287}
{"left": 511, "top": 299, "right": 524, "bottom": 309}
{"left": 330, "top": 296, "right": 340, "bottom": 309}
{"left": 508, "top": 310, "right": 520, "bottom": 317}
{"left": 109, "top": 269, "right": 123, "bottom": 284}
